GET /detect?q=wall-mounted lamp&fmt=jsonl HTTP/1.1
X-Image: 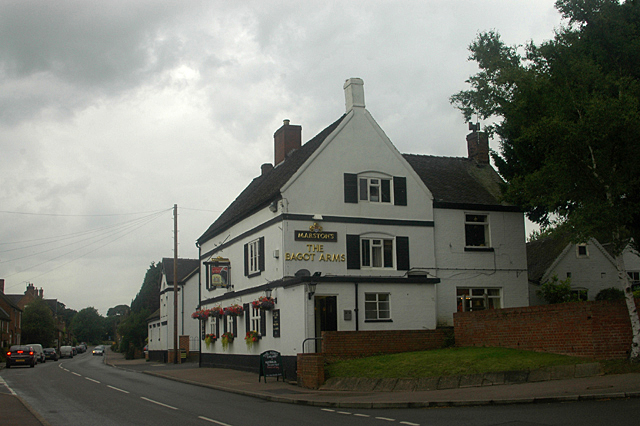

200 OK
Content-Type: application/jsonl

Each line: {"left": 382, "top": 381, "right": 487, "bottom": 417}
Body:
{"left": 269, "top": 201, "right": 278, "bottom": 213}
{"left": 265, "top": 288, "right": 276, "bottom": 303}
{"left": 307, "top": 282, "right": 317, "bottom": 300}
{"left": 312, "top": 214, "right": 323, "bottom": 221}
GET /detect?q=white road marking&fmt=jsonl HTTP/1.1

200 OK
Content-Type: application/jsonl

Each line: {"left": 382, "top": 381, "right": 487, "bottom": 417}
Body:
{"left": 198, "top": 416, "right": 234, "bottom": 425}
{"left": 107, "top": 385, "right": 129, "bottom": 394}
{"left": 337, "top": 411, "right": 352, "bottom": 415}
{"left": 375, "top": 417, "right": 396, "bottom": 422}
{"left": 71, "top": 372, "right": 82, "bottom": 376}
{"left": 354, "top": 413, "right": 370, "bottom": 417}
{"left": 321, "top": 409, "right": 336, "bottom": 412}
{"left": 140, "top": 397, "right": 178, "bottom": 410}
{"left": 400, "top": 422, "right": 420, "bottom": 426}
{"left": 0, "top": 376, "right": 17, "bottom": 396}
{"left": 85, "top": 377, "right": 100, "bottom": 384}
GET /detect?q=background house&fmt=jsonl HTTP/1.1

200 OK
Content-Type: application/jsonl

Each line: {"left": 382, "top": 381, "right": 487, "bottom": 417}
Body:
{"left": 527, "top": 234, "right": 640, "bottom": 305}
{"left": 0, "top": 279, "right": 22, "bottom": 347}
{"left": 148, "top": 257, "right": 199, "bottom": 362}
{"left": 194, "top": 78, "right": 529, "bottom": 378}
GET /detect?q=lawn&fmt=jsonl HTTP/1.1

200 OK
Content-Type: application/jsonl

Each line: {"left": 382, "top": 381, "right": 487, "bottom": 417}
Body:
{"left": 324, "top": 347, "right": 599, "bottom": 379}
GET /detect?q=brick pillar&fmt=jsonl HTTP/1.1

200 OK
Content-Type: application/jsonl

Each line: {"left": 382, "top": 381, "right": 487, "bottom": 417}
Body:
{"left": 296, "top": 353, "right": 325, "bottom": 389}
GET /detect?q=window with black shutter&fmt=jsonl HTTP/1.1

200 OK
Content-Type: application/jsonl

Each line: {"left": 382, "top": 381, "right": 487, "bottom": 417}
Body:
{"left": 344, "top": 173, "right": 358, "bottom": 203}
{"left": 393, "top": 176, "right": 407, "bottom": 206}
{"left": 396, "top": 236, "right": 410, "bottom": 270}
{"left": 244, "top": 303, "right": 250, "bottom": 334}
{"left": 346, "top": 234, "right": 361, "bottom": 269}
{"left": 244, "top": 236, "right": 265, "bottom": 277}
{"left": 260, "top": 313, "right": 266, "bottom": 336}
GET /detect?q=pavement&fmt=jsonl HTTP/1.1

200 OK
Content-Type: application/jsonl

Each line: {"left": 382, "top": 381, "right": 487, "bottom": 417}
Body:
{"left": 2, "top": 349, "right": 640, "bottom": 425}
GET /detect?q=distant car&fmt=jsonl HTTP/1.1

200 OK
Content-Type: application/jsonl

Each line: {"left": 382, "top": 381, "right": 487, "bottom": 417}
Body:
{"left": 6, "top": 345, "right": 36, "bottom": 368}
{"left": 59, "top": 345, "right": 74, "bottom": 358}
{"left": 92, "top": 345, "right": 104, "bottom": 356}
{"left": 44, "top": 348, "right": 59, "bottom": 361}
{"left": 26, "top": 343, "right": 45, "bottom": 363}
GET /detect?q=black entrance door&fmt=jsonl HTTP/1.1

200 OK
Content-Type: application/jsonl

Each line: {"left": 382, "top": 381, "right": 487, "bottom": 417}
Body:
{"left": 314, "top": 296, "right": 337, "bottom": 351}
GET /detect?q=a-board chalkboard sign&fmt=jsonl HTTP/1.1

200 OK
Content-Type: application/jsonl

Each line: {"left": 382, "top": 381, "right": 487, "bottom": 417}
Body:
{"left": 259, "top": 350, "right": 285, "bottom": 382}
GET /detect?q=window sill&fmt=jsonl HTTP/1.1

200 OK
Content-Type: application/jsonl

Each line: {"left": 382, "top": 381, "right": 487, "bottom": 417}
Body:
{"left": 464, "top": 247, "right": 494, "bottom": 252}
{"left": 364, "top": 319, "right": 393, "bottom": 323}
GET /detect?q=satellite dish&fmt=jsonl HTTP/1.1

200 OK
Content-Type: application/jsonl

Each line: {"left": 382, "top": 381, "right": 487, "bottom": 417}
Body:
{"left": 295, "top": 269, "right": 310, "bottom": 277}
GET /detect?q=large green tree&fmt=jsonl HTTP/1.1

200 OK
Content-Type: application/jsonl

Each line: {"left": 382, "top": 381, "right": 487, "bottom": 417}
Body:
{"left": 451, "top": 0, "right": 640, "bottom": 359}
{"left": 22, "top": 297, "right": 56, "bottom": 347}
{"left": 71, "top": 307, "right": 105, "bottom": 344}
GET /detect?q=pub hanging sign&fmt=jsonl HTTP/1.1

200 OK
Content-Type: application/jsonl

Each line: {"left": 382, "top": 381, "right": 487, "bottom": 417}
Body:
{"left": 205, "top": 256, "right": 231, "bottom": 289}
{"left": 294, "top": 222, "right": 337, "bottom": 242}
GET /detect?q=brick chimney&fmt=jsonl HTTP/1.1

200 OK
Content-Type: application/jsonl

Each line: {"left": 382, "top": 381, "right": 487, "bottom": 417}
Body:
{"left": 39, "top": 288, "right": 44, "bottom": 298}
{"left": 26, "top": 283, "right": 36, "bottom": 296}
{"left": 0, "top": 278, "right": 4, "bottom": 293}
{"left": 274, "top": 119, "right": 302, "bottom": 166}
{"left": 467, "top": 130, "right": 490, "bottom": 165}
{"left": 261, "top": 163, "right": 273, "bottom": 176}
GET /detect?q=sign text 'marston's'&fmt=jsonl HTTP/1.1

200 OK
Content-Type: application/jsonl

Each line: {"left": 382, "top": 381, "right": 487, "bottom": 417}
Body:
{"left": 294, "top": 231, "right": 337, "bottom": 242}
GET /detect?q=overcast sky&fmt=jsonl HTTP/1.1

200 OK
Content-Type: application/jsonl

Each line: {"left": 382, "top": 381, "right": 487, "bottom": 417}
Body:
{"left": 0, "top": 1, "right": 563, "bottom": 315}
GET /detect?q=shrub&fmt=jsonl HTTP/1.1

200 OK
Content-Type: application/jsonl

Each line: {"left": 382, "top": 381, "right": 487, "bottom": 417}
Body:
{"left": 595, "top": 287, "right": 625, "bottom": 301}
{"left": 537, "top": 274, "right": 577, "bottom": 304}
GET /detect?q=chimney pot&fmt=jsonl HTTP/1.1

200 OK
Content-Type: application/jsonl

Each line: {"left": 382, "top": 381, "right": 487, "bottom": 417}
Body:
{"left": 0, "top": 278, "right": 4, "bottom": 293}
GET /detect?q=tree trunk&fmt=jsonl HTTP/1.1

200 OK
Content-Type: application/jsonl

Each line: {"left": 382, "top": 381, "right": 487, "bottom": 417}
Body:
{"left": 616, "top": 255, "right": 640, "bottom": 361}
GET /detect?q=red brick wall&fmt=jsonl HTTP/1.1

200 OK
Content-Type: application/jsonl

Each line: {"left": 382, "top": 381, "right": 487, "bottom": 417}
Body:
{"left": 454, "top": 299, "right": 640, "bottom": 359}
{"left": 321, "top": 329, "right": 450, "bottom": 362}
{"left": 297, "top": 353, "right": 325, "bottom": 389}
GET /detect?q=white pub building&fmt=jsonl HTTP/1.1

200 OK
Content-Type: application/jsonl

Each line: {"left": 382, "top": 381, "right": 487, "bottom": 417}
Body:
{"left": 194, "top": 78, "right": 529, "bottom": 378}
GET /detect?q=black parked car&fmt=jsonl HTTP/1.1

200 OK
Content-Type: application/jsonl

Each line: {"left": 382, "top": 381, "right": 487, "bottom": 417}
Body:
{"left": 5, "top": 345, "right": 37, "bottom": 368}
{"left": 44, "top": 348, "right": 59, "bottom": 361}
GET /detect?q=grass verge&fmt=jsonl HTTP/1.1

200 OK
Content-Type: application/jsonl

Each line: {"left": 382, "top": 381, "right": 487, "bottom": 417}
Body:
{"left": 324, "top": 347, "right": 596, "bottom": 379}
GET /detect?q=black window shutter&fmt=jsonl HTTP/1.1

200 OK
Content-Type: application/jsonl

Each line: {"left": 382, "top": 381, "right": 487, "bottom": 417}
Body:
{"left": 243, "top": 243, "right": 249, "bottom": 276}
{"left": 244, "top": 303, "right": 250, "bottom": 333}
{"left": 346, "top": 234, "right": 361, "bottom": 270}
{"left": 223, "top": 318, "right": 227, "bottom": 334}
{"left": 215, "top": 319, "right": 219, "bottom": 337}
{"left": 260, "top": 313, "right": 266, "bottom": 336}
{"left": 393, "top": 176, "right": 407, "bottom": 206}
{"left": 344, "top": 173, "right": 358, "bottom": 203}
{"left": 258, "top": 236, "right": 265, "bottom": 272}
{"left": 233, "top": 317, "right": 237, "bottom": 337}
{"left": 396, "top": 236, "right": 410, "bottom": 270}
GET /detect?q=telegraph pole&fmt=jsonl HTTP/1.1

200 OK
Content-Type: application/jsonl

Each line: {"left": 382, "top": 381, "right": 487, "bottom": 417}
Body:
{"left": 173, "top": 204, "right": 179, "bottom": 364}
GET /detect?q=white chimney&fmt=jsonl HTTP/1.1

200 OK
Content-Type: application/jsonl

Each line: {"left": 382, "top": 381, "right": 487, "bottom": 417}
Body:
{"left": 344, "top": 78, "right": 365, "bottom": 112}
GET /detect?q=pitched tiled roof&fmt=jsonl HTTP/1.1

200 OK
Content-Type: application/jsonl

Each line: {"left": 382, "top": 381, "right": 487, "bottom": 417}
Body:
{"left": 0, "top": 306, "right": 10, "bottom": 321}
{"left": 162, "top": 258, "right": 200, "bottom": 284}
{"left": 0, "top": 292, "right": 21, "bottom": 311}
{"left": 197, "top": 116, "right": 519, "bottom": 246}
{"left": 526, "top": 233, "right": 572, "bottom": 284}
{"left": 197, "top": 115, "right": 346, "bottom": 245}
{"left": 402, "top": 154, "right": 511, "bottom": 208}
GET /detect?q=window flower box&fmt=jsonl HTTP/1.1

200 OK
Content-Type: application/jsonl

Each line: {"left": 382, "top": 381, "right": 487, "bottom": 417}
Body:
{"left": 245, "top": 330, "right": 261, "bottom": 350}
{"left": 221, "top": 332, "right": 234, "bottom": 351}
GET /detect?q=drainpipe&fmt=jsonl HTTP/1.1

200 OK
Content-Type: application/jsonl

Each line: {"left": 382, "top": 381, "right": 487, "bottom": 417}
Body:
{"left": 354, "top": 282, "right": 359, "bottom": 331}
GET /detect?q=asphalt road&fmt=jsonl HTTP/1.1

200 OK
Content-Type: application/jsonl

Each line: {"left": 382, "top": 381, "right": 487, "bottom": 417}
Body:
{"left": 2, "top": 350, "right": 640, "bottom": 426}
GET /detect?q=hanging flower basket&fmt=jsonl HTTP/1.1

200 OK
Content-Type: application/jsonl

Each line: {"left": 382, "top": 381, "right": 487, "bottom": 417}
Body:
{"left": 224, "top": 304, "right": 244, "bottom": 317}
{"left": 245, "top": 330, "right": 260, "bottom": 350}
{"left": 221, "top": 332, "right": 234, "bottom": 351}
{"left": 252, "top": 296, "right": 275, "bottom": 311}
{"left": 204, "top": 333, "right": 217, "bottom": 348}
{"left": 191, "top": 309, "right": 209, "bottom": 320}
{"left": 209, "top": 306, "right": 224, "bottom": 318}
